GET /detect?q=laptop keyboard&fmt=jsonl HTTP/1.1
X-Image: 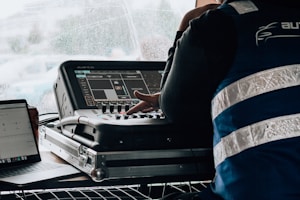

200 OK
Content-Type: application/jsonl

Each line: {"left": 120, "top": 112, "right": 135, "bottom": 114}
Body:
{"left": 0, "top": 162, "right": 62, "bottom": 178}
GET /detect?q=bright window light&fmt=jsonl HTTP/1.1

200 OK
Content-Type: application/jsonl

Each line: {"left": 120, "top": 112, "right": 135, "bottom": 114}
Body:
{"left": 0, "top": 0, "right": 195, "bottom": 113}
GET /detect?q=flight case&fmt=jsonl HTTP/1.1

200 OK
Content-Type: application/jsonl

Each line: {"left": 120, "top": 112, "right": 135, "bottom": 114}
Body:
{"left": 39, "top": 124, "right": 214, "bottom": 183}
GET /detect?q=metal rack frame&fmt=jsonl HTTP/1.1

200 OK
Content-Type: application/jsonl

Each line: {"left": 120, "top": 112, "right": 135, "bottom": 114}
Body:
{"left": 0, "top": 181, "right": 211, "bottom": 199}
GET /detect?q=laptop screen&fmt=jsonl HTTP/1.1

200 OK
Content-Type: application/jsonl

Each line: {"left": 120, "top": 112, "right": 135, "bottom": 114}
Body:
{"left": 0, "top": 99, "right": 40, "bottom": 168}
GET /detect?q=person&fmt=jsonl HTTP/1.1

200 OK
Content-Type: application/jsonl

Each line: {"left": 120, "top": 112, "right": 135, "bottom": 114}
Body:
{"left": 128, "top": 2, "right": 223, "bottom": 148}
{"left": 127, "top": 0, "right": 300, "bottom": 199}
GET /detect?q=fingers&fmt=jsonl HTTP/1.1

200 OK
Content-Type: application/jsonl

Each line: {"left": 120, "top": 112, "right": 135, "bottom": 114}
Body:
{"left": 134, "top": 90, "right": 152, "bottom": 102}
{"left": 126, "top": 90, "right": 159, "bottom": 115}
{"left": 126, "top": 103, "right": 152, "bottom": 115}
{"left": 134, "top": 90, "right": 160, "bottom": 106}
{"left": 126, "top": 101, "right": 144, "bottom": 115}
{"left": 126, "top": 91, "right": 146, "bottom": 115}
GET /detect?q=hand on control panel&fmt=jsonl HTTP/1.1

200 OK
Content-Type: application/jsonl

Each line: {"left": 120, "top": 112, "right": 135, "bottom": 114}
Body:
{"left": 126, "top": 90, "right": 160, "bottom": 115}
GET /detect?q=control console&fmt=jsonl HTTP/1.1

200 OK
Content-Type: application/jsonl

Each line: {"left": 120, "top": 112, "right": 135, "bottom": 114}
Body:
{"left": 53, "top": 60, "right": 201, "bottom": 151}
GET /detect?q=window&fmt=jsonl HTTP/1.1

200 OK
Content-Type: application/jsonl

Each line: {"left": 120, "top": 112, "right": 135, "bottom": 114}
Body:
{"left": 0, "top": 0, "right": 195, "bottom": 114}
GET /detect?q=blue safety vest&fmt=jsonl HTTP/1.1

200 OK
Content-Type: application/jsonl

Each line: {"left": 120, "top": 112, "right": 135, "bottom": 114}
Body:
{"left": 211, "top": 1, "right": 300, "bottom": 199}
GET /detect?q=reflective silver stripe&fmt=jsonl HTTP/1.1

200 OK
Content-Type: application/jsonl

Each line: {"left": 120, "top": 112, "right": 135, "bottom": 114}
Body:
{"left": 214, "top": 113, "right": 300, "bottom": 167}
{"left": 212, "top": 64, "right": 300, "bottom": 120}
{"left": 229, "top": 0, "right": 258, "bottom": 15}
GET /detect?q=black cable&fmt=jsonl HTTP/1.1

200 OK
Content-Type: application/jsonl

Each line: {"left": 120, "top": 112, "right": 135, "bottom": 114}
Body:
{"left": 38, "top": 112, "right": 60, "bottom": 126}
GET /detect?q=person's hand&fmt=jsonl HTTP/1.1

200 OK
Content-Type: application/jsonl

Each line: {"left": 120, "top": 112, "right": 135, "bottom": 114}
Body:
{"left": 126, "top": 91, "right": 160, "bottom": 115}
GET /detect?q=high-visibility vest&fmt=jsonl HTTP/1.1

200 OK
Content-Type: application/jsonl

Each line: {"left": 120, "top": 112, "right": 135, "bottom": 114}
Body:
{"left": 211, "top": 1, "right": 300, "bottom": 199}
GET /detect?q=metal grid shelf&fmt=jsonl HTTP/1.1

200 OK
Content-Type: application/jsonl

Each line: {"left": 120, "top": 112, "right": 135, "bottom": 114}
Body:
{"left": 0, "top": 181, "right": 211, "bottom": 200}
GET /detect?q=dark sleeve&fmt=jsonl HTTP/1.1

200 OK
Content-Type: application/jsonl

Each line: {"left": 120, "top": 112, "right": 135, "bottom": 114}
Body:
{"left": 160, "top": 31, "right": 183, "bottom": 89}
{"left": 159, "top": 9, "right": 236, "bottom": 132}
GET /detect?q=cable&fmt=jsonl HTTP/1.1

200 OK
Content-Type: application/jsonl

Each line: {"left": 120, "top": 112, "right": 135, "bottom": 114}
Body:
{"left": 38, "top": 112, "right": 60, "bottom": 126}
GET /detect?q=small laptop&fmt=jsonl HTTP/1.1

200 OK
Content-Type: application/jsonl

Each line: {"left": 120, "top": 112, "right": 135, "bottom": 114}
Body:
{"left": 0, "top": 99, "right": 80, "bottom": 185}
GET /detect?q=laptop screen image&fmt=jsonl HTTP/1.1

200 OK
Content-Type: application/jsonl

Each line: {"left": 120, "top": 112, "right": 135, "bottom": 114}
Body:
{"left": 0, "top": 99, "right": 40, "bottom": 168}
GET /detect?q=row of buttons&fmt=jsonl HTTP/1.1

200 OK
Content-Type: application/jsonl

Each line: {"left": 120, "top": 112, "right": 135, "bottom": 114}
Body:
{"left": 98, "top": 112, "right": 165, "bottom": 120}
{"left": 98, "top": 104, "right": 131, "bottom": 114}
{"left": 94, "top": 101, "right": 164, "bottom": 120}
